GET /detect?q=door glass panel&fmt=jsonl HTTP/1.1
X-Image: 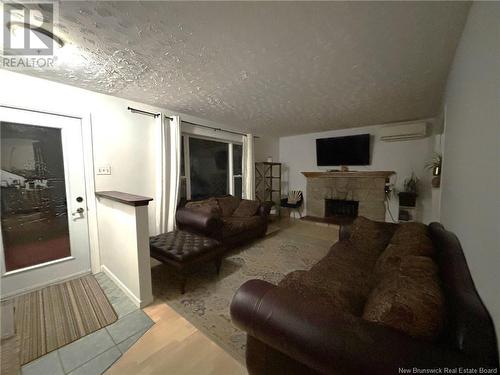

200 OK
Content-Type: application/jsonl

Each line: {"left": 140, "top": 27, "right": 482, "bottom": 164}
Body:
{"left": 189, "top": 137, "right": 228, "bottom": 200}
{"left": 1, "top": 122, "right": 70, "bottom": 271}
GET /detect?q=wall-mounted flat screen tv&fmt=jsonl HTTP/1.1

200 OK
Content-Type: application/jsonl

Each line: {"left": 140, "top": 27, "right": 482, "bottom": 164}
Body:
{"left": 316, "top": 134, "right": 370, "bottom": 166}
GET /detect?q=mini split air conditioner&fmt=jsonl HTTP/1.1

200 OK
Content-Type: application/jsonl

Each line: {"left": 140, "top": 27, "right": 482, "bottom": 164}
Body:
{"left": 379, "top": 122, "right": 427, "bottom": 142}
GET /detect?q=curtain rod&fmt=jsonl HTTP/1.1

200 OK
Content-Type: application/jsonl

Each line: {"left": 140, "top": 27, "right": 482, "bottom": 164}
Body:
{"left": 176, "top": 118, "right": 259, "bottom": 138}
{"left": 127, "top": 107, "right": 256, "bottom": 138}
{"left": 127, "top": 106, "right": 161, "bottom": 118}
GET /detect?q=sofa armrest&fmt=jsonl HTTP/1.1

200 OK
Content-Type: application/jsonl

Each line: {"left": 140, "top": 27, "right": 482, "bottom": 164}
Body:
{"left": 231, "top": 280, "right": 475, "bottom": 375}
{"left": 257, "top": 201, "right": 273, "bottom": 218}
{"left": 175, "top": 207, "right": 222, "bottom": 237}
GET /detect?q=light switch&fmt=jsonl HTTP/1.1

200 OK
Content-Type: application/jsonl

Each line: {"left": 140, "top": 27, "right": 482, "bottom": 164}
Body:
{"left": 97, "top": 165, "right": 111, "bottom": 175}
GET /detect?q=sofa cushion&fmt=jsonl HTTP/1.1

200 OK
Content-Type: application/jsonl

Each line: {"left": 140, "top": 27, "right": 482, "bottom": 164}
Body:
{"left": 278, "top": 240, "right": 377, "bottom": 316}
{"left": 318, "top": 240, "right": 379, "bottom": 293}
{"left": 350, "top": 216, "right": 397, "bottom": 256}
{"left": 217, "top": 195, "right": 241, "bottom": 217}
{"left": 363, "top": 256, "right": 445, "bottom": 340}
{"left": 233, "top": 199, "right": 261, "bottom": 217}
{"left": 222, "top": 216, "right": 263, "bottom": 237}
{"left": 279, "top": 270, "right": 366, "bottom": 316}
{"left": 185, "top": 198, "right": 221, "bottom": 216}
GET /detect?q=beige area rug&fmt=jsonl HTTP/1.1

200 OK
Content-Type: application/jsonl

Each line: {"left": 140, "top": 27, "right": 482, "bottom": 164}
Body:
{"left": 152, "top": 220, "right": 338, "bottom": 364}
{"left": 14, "top": 274, "right": 117, "bottom": 365}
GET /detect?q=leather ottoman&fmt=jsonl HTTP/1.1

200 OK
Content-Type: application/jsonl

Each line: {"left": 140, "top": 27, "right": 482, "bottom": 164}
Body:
{"left": 150, "top": 230, "right": 224, "bottom": 293}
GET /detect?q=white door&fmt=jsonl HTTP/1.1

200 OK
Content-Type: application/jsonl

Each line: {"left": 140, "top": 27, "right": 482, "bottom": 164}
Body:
{"left": 0, "top": 106, "right": 91, "bottom": 297}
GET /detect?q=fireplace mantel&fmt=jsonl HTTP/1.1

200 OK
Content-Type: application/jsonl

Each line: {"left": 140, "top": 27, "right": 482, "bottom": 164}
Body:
{"left": 301, "top": 171, "right": 395, "bottom": 178}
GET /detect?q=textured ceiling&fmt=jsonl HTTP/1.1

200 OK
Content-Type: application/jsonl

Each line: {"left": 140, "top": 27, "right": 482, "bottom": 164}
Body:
{"left": 7, "top": 2, "right": 470, "bottom": 136}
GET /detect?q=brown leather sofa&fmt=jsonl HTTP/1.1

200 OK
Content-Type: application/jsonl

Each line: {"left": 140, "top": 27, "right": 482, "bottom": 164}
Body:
{"left": 176, "top": 195, "right": 271, "bottom": 249}
{"left": 230, "top": 217, "right": 499, "bottom": 375}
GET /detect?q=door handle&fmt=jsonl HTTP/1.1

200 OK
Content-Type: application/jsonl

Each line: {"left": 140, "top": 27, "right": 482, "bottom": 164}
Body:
{"left": 72, "top": 207, "right": 85, "bottom": 216}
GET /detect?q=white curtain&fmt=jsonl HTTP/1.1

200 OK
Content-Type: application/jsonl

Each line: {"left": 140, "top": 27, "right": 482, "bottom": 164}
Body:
{"left": 155, "top": 115, "right": 181, "bottom": 234}
{"left": 242, "top": 133, "right": 255, "bottom": 200}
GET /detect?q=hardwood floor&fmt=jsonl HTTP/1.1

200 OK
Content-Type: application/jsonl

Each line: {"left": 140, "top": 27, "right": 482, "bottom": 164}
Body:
{"left": 105, "top": 301, "right": 247, "bottom": 375}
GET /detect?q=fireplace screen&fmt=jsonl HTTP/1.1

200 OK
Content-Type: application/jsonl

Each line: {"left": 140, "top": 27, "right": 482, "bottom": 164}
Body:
{"left": 324, "top": 199, "right": 359, "bottom": 217}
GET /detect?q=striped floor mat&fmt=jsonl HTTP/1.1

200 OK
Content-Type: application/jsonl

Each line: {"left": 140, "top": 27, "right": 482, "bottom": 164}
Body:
{"left": 15, "top": 274, "right": 117, "bottom": 365}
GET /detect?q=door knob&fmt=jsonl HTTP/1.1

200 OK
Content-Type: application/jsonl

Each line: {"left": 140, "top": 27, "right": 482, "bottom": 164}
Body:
{"left": 72, "top": 207, "right": 84, "bottom": 216}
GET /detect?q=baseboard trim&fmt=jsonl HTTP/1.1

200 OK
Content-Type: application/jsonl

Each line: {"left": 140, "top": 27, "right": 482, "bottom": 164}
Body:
{"left": 100, "top": 265, "right": 142, "bottom": 308}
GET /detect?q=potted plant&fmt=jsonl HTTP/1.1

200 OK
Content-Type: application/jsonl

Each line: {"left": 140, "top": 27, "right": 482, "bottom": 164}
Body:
{"left": 425, "top": 152, "right": 442, "bottom": 188}
{"left": 398, "top": 172, "right": 419, "bottom": 207}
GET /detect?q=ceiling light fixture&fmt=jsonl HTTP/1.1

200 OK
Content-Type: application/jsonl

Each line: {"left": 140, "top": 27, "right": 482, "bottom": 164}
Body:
{"left": 7, "top": 21, "right": 65, "bottom": 49}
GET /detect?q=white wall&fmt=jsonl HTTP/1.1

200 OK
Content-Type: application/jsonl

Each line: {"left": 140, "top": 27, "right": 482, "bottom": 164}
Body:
{"left": 279, "top": 121, "right": 438, "bottom": 223}
{"left": 254, "top": 137, "right": 279, "bottom": 163}
{"left": 440, "top": 2, "right": 500, "bottom": 345}
{"left": 97, "top": 198, "right": 152, "bottom": 307}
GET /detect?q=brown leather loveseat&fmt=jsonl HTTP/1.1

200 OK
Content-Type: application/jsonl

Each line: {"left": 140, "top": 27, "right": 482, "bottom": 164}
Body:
{"left": 176, "top": 195, "right": 271, "bottom": 249}
{"left": 230, "top": 217, "right": 499, "bottom": 375}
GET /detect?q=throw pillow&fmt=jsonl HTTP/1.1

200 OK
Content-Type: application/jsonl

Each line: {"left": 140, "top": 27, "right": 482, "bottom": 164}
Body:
{"left": 373, "top": 242, "right": 435, "bottom": 282}
{"left": 216, "top": 195, "right": 241, "bottom": 217}
{"left": 279, "top": 270, "right": 366, "bottom": 316}
{"left": 363, "top": 256, "right": 444, "bottom": 340}
{"left": 233, "top": 199, "right": 261, "bottom": 217}
{"left": 350, "top": 216, "right": 397, "bottom": 256}
{"left": 185, "top": 198, "right": 221, "bottom": 216}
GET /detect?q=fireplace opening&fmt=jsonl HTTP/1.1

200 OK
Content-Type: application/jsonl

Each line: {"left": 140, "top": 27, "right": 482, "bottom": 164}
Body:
{"left": 325, "top": 199, "right": 359, "bottom": 218}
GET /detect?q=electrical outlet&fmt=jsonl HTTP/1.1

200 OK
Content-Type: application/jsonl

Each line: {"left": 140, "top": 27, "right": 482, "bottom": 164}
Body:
{"left": 97, "top": 165, "right": 111, "bottom": 175}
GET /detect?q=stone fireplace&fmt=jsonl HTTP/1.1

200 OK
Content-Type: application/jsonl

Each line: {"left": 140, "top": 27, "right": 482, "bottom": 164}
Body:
{"left": 302, "top": 171, "right": 394, "bottom": 221}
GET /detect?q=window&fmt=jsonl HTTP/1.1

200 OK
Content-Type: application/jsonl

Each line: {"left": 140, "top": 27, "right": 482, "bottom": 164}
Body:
{"left": 189, "top": 137, "right": 228, "bottom": 200}
{"left": 232, "top": 144, "right": 243, "bottom": 198}
{"left": 179, "top": 136, "right": 187, "bottom": 201}
{"left": 179, "top": 135, "right": 243, "bottom": 200}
